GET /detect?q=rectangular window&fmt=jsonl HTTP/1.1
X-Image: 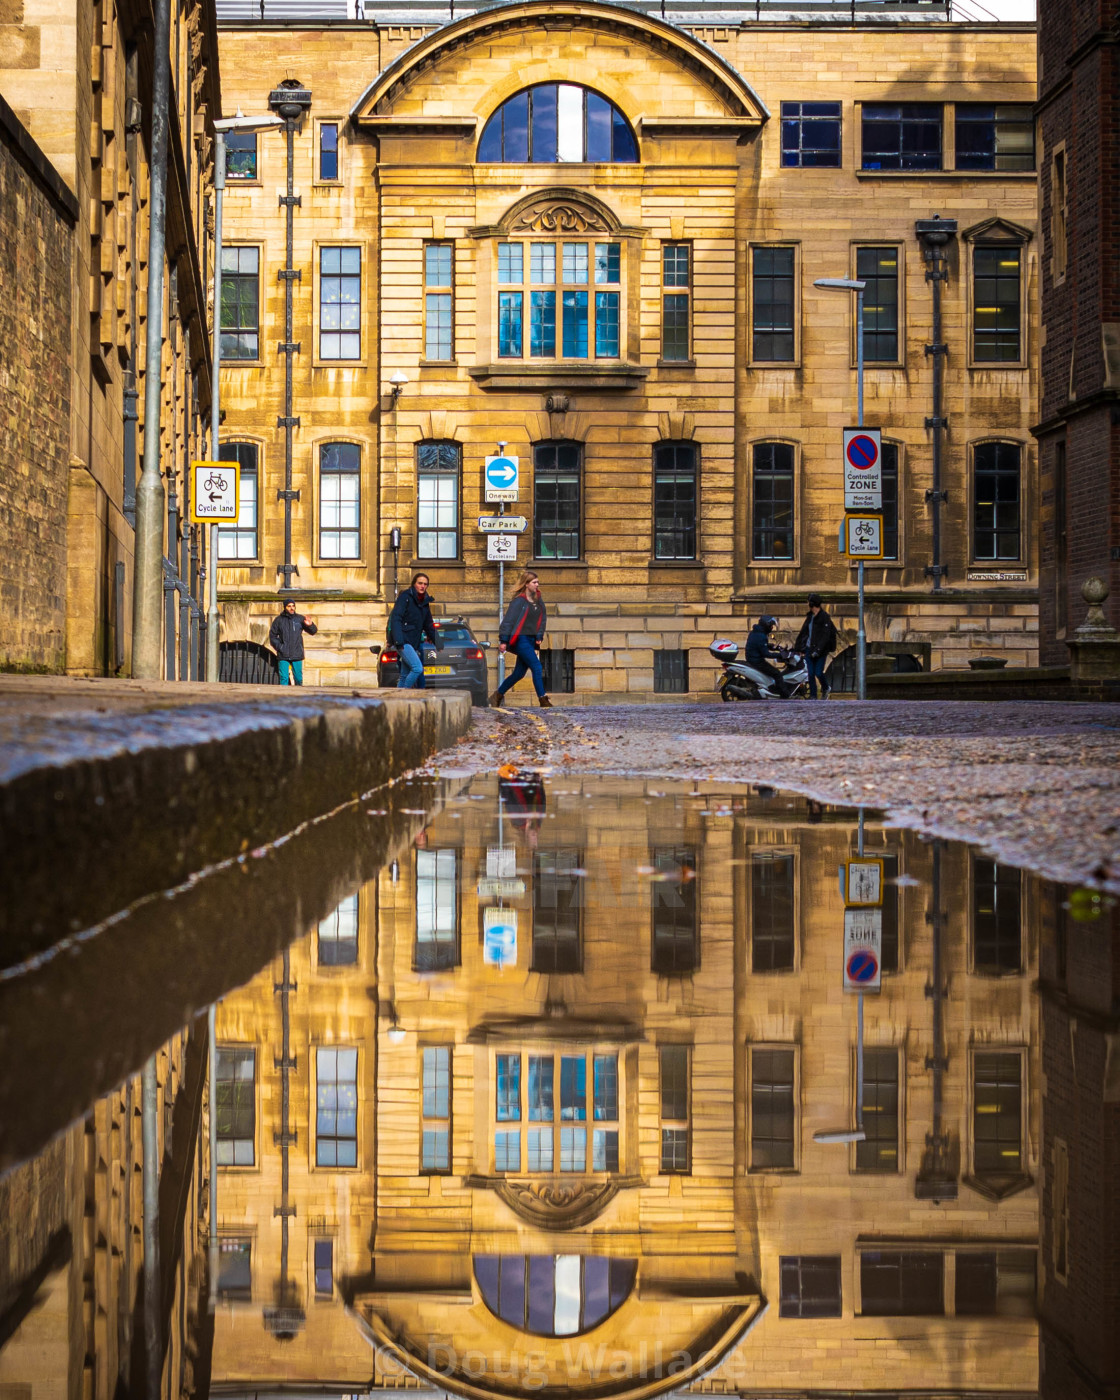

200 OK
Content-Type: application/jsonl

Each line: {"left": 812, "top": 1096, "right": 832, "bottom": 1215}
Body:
{"left": 534, "top": 441, "right": 581, "bottom": 560}
{"left": 752, "top": 442, "right": 795, "bottom": 560}
{"left": 314, "top": 1239, "right": 334, "bottom": 1296}
{"left": 316, "top": 1047, "right": 358, "bottom": 1167}
{"left": 973, "top": 442, "right": 1021, "bottom": 561}
{"left": 659, "top": 1045, "right": 690, "bottom": 1173}
{"left": 319, "top": 246, "right": 361, "bottom": 360}
{"left": 319, "top": 893, "right": 358, "bottom": 966}
{"left": 955, "top": 104, "right": 1034, "bottom": 171}
{"left": 219, "top": 247, "right": 259, "bottom": 359}
{"left": 653, "top": 649, "right": 688, "bottom": 694}
{"left": 855, "top": 1048, "right": 899, "bottom": 1172}
{"left": 879, "top": 852, "right": 900, "bottom": 971}
{"left": 862, "top": 104, "right": 943, "bottom": 171}
{"left": 779, "top": 1257, "right": 842, "bottom": 1318}
{"left": 417, "top": 442, "right": 460, "bottom": 559}
{"left": 530, "top": 291, "right": 556, "bottom": 358}
{"left": 562, "top": 291, "right": 588, "bottom": 357}
{"left": 752, "top": 853, "right": 795, "bottom": 972}
{"left": 216, "top": 1048, "right": 255, "bottom": 1166}
{"left": 494, "top": 1129, "right": 521, "bottom": 1172}
{"left": 880, "top": 443, "right": 900, "bottom": 562}
{"left": 1052, "top": 149, "right": 1068, "bottom": 280}
{"left": 499, "top": 292, "right": 523, "bottom": 357}
{"left": 651, "top": 846, "right": 698, "bottom": 974}
{"left": 955, "top": 1249, "right": 1036, "bottom": 1316}
{"left": 415, "top": 848, "right": 459, "bottom": 971}
{"left": 539, "top": 648, "right": 575, "bottom": 694}
{"left": 1055, "top": 439, "right": 1068, "bottom": 632}
{"left": 533, "top": 849, "right": 583, "bottom": 972}
{"left": 422, "top": 1045, "right": 452, "bottom": 1172}
{"left": 593, "top": 1055, "right": 619, "bottom": 1171}
{"left": 225, "top": 130, "right": 257, "bottom": 180}
{"left": 973, "top": 1051, "right": 1022, "bottom": 1176}
{"left": 860, "top": 1251, "right": 944, "bottom": 1315}
{"left": 500, "top": 240, "right": 618, "bottom": 359}
{"left": 653, "top": 442, "right": 697, "bottom": 560}
{"left": 750, "top": 1047, "right": 795, "bottom": 1169}
{"left": 319, "top": 442, "right": 361, "bottom": 560}
{"left": 497, "top": 1053, "right": 522, "bottom": 1121}
{"left": 216, "top": 443, "right": 258, "bottom": 559}
{"left": 752, "top": 246, "right": 796, "bottom": 361}
{"left": 217, "top": 1239, "right": 252, "bottom": 1299}
{"left": 855, "top": 246, "right": 899, "bottom": 362}
{"left": 973, "top": 858, "right": 1022, "bottom": 974}
{"left": 973, "top": 245, "right": 1021, "bottom": 362}
{"left": 496, "top": 1052, "right": 619, "bottom": 1175}
{"left": 662, "top": 243, "right": 690, "bottom": 362}
{"left": 780, "top": 101, "right": 842, "bottom": 167}
{"left": 319, "top": 121, "right": 339, "bottom": 181}
{"left": 425, "top": 242, "right": 454, "bottom": 360}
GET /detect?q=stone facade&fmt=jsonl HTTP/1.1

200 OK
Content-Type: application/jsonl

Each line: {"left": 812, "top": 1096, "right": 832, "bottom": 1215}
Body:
{"left": 215, "top": 3, "right": 1039, "bottom": 693}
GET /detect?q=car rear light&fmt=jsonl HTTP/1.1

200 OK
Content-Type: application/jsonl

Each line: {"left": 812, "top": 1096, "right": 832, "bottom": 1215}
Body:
{"left": 381, "top": 649, "right": 398, "bottom": 662}
{"left": 468, "top": 648, "right": 484, "bottom": 659}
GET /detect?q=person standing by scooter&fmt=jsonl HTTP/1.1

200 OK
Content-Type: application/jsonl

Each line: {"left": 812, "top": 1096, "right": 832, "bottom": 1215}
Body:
{"left": 745, "top": 616, "right": 790, "bottom": 698}
{"left": 794, "top": 593, "right": 838, "bottom": 699}
{"left": 490, "top": 571, "right": 552, "bottom": 708}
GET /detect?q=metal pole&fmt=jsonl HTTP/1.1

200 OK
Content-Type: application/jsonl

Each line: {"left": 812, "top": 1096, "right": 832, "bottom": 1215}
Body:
{"left": 498, "top": 504, "right": 506, "bottom": 689}
{"left": 142, "top": 1055, "right": 162, "bottom": 1398}
{"left": 131, "top": 0, "right": 173, "bottom": 678}
{"left": 207, "top": 1004, "right": 219, "bottom": 1312}
{"left": 207, "top": 132, "right": 225, "bottom": 680}
{"left": 856, "top": 990, "right": 865, "bottom": 1132}
{"left": 856, "top": 287, "right": 866, "bottom": 701}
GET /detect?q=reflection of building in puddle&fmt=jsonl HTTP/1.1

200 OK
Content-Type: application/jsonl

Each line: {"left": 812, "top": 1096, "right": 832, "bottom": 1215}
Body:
{"left": 210, "top": 778, "right": 1042, "bottom": 1397}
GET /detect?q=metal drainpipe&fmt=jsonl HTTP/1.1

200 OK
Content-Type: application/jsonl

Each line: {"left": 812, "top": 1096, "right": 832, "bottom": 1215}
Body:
{"left": 916, "top": 217, "right": 957, "bottom": 594}
{"left": 207, "top": 1005, "right": 218, "bottom": 1312}
{"left": 916, "top": 839, "right": 957, "bottom": 1199}
{"left": 132, "top": 0, "right": 173, "bottom": 678}
{"left": 142, "top": 1054, "right": 162, "bottom": 1398}
{"left": 273, "top": 948, "right": 300, "bottom": 1320}
{"left": 268, "top": 81, "right": 312, "bottom": 593}
{"left": 123, "top": 49, "right": 141, "bottom": 529}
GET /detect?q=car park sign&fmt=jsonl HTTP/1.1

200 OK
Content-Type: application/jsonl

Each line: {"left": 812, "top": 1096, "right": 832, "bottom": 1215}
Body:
{"left": 485, "top": 454, "right": 520, "bottom": 503}
{"left": 843, "top": 427, "right": 882, "bottom": 510}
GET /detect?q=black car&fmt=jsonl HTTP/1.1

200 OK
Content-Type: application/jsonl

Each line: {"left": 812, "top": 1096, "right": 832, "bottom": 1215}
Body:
{"left": 373, "top": 616, "right": 491, "bottom": 705}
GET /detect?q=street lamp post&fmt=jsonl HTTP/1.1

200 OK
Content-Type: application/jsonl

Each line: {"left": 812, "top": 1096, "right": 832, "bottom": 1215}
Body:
{"left": 208, "top": 112, "right": 283, "bottom": 681}
{"left": 814, "top": 276, "right": 868, "bottom": 700}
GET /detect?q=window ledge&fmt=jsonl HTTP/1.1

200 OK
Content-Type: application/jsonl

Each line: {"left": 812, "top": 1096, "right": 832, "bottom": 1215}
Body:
{"left": 532, "top": 560, "right": 588, "bottom": 570}
{"left": 470, "top": 363, "right": 650, "bottom": 391}
{"left": 419, "top": 359, "right": 458, "bottom": 370}
{"left": 968, "top": 362, "right": 1028, "bottom": 372}
{"left": 857, "top": 169, "right": 1037, "bottom": 180}
{"left": 649, "top": 559, "right": 703, "bottom": 569}
{"left": 657, "top": 359, "right": 696, "bottom": 370}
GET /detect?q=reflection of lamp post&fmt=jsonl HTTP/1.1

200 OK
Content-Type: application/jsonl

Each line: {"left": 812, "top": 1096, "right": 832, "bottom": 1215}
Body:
{"left": 814, "top": 275, "right": 867, "bottom": 700}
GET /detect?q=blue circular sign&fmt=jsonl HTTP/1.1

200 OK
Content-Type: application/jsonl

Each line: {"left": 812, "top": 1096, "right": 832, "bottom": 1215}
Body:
{"left": 486, "top": 456, "right": 518, "bottom": 488}
{"left": 846, "top": 949, "right": 879, "bottom": 983}
{"left": 846, "top": 435, "right": 878, "bottom": 470}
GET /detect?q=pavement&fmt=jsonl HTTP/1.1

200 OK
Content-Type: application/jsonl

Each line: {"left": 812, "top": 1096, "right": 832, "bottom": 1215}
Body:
{"left": 439, "top": 699, "right": 1120, "bottom": 894}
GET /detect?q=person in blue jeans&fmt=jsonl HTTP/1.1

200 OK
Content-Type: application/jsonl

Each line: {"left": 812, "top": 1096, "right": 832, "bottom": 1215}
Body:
{"left": 389, "top": 572, "right": 440, "bottom": 688}
{"left": 491, "top": 571, "right": 552, "bottom": 708}
{"left": 268, "top": 597, "right": 317, "bottom": 686}
{"left": 793, "top": 592, "right": 838, "bottom": 699}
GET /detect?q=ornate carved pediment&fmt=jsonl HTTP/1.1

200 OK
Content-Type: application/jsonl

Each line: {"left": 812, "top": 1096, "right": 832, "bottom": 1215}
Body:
{"left": 470, "top": 1175, "right": 640, "bottom": 1228}
{"left": 509, "top": 199, "right": 611, "bottom": 235}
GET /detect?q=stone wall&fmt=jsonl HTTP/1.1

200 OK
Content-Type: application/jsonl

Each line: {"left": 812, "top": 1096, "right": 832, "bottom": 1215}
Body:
{"left": 0, "top": 96, "right": 75, "bottom": 672}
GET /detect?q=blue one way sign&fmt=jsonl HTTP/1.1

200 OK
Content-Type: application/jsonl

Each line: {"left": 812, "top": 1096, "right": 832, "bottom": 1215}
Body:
{"left": 485, "top": 455, "right": 519, "bottom": 502}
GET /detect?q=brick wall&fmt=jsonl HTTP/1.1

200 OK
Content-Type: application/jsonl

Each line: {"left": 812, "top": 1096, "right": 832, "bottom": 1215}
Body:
{"left": 0, "top": 101, "right": 74, "bottom": 672}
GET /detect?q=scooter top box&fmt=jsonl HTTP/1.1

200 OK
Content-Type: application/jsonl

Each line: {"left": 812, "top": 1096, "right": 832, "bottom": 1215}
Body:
{"left": 709, "top": 638, "right": 739, "bottom": 662}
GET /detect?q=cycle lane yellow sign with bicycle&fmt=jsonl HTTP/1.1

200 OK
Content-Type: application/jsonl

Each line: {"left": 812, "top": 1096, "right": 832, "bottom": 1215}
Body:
{"left": 190, "top": 460, "right": 240, "bottom": 522}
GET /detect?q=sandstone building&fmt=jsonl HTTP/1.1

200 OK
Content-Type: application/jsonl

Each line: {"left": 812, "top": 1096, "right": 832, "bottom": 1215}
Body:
{"left": 214, "top": 0, "right": 1039, "bottom": 693}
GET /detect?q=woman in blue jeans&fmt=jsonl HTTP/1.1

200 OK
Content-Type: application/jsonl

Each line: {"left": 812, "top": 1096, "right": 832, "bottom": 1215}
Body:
{"left": 490, "top": 572, "right": 552, "bottom": 708}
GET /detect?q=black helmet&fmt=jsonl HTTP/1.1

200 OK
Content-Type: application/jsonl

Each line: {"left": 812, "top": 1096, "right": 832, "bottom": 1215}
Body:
{"left": 758, "top": 615, "right": 778, "bottom": 631}
{"left": 807, "top": 592, "right": 823, "bottom": 607}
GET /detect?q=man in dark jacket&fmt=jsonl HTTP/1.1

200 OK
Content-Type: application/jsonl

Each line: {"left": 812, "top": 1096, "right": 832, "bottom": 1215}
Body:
{"left": 745, "top": 615, "right": 790, "bottom": 697}
{"left": 269, "top": 597, "right": 317, "bottom": 686}
{"left": 389, "top": 572, "right": 440, "bottom": 688}
{"left": 794, "top": 593, "right": 838, "bottom": 699}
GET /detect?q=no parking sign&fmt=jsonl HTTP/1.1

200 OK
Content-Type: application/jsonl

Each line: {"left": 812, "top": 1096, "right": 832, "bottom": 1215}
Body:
{"left": 842, "top": 427, "right": 882, "bottom": 510}
{"left": 843, "top": 908, "right": 882, "bottom": 992}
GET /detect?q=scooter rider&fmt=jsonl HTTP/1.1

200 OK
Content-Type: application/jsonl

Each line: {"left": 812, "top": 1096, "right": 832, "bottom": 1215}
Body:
{"left": 745, "top": 615, "right": 790, "bottom": 698}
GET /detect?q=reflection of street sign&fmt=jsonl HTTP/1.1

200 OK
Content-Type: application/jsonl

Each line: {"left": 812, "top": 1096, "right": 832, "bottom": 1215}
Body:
{"left": 478, "top": 516, "right": 527, "bottom": 533}
{"left": 844, "top": 858, "right": 884, "bottom": 908}
{"left": 487, "top": 846, "right": 517, "bottom": 879}
{"left": 483, "top": 907, "right": 518, "bottom": 968}
{"left": 487, "top": 534, "right": 517, "bottom": 563}
{"left": 843, "top": 908, "right": 882, "bottom": 992}
{"left": 190, "top": 460, "right": 239, "bottom": 522}
{"left": 844, "top": 514, "right": 884, "bottom": 560}
{"left": 843, "top": 427, "right": 882, "bottom": 509}
{"left": 477, "top": 877, "right": 526, "bottom": 898}
{"left": 485, "top": 455, "right": 520, "bottom": 503}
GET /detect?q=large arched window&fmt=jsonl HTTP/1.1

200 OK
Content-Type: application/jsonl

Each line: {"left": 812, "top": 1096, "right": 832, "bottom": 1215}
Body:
{"left": 478, "top": 84, "right": 638, "bottom": 163}
{"left": 475, "top": 1255, "right": 636, "bottom": 1336}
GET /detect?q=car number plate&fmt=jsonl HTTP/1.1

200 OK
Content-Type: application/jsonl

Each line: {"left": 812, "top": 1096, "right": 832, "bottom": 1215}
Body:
{"left": 424, "top": 665, "right": 453, "bottom": 675}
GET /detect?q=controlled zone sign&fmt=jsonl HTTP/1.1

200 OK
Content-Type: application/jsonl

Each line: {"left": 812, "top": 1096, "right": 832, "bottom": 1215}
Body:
{"left": 485, "top": 454, "right": 520, "bottom": 503}
{"left": 190, "top": 460, "right": 239, "bottom": 522}
{"left": 843, "top": 907, "right": 882, "bottom": 992}
{"left": 483, "top": 906, "right": 518, "bottom": 969}
{"left": 843, "top": 427, "right": 882, "bottom": 510}
{"left": 844, "top": 513, "right": 884, "bottom": 560}
{"left": 487, "top": 534, "right": 518, "bottom": 563}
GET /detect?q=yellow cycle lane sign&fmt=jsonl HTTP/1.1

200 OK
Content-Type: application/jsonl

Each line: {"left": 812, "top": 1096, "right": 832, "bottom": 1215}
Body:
{"left": 190, "top": 460, "right": 240, "bottom": 523}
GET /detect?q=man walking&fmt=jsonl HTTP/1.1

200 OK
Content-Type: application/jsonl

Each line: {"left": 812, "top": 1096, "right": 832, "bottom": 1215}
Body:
{"left": 794, "top": 593, "right": 838, "bottom": 699}
{"left": 389, "top": 572, "right": 440, "bottom": 688}
{"left": 269, "top": 596, "right": 317, "bottom": 686}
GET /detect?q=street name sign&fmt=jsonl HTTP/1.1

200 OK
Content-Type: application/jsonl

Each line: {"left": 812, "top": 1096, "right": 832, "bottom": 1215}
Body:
{"left": 843, "top": 858, "right": 884, "bottom": 908}
{"left": 483, "top": 907, "right": 518, "bottom": 968}
{"left": 488, "top": 534, "right": 518, "bottom": 563}
{"left": 844, "top": 513, "right": 884, "bottom": 560}
{"left": 843, "top": 427, "right": 882, "bottom": 510}
{"left": 843, "top": 908, "right": 883, "bottom": 992}
{"left": 478, "top": 515, "right": 527, "bottom": 533}
{"left": 190, "top": 460, "right": 239, "bottom": 522}
{"left": 485, "top": 454, "right": 520, "bottom": 503}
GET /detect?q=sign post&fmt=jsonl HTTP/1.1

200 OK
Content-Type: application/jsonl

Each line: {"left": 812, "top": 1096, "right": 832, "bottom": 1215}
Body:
{"left": 485, "top": 446, "right": 520, "bottom": 687}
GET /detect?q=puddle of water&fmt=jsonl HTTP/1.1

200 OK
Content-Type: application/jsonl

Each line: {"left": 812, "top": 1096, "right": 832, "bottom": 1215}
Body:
{"left": 0, "top": 774, "right": 1113, "bottom": 1400}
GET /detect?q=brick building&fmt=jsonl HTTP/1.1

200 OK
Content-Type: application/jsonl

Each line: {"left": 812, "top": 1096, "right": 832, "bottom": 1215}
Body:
{"left": 1034, "top": 0, "right": 1120, "bottom": 661}
{"left": 213, "top": 0, "right": 1039, "bottom": 693}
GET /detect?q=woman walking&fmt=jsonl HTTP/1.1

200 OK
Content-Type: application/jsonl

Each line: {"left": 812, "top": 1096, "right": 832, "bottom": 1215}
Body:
{"left": 490, "top": 571, "right": 551, "bottom": 708}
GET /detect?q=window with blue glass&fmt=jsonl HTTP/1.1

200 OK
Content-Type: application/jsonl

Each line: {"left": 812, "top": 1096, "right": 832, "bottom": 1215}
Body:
{"left": 478, "top": 84, "right": 638, "bottom": 163}
{"left": 498, "top": 240, "right": 620, "bottom": 360}
{"left": 492, "top": 1051, "right": 620, "bottom": 1176}
{"left": 862, "top": 104, "right": 942, "bottom": 171}
{"left": 781, "top": 101, "right": 841, "bottom": 168}
{"left": 955, "top": 105, "right": 1034, "bottom": 171}
{"left": 225, "top": 130, "right": 257, "bottom": 180}
{"left": 319, "top": 121, "right": 339, "bottom": 180}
